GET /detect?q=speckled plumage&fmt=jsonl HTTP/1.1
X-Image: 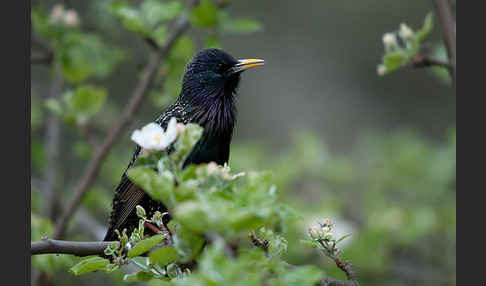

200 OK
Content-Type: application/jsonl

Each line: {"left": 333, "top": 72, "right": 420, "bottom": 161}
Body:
{"left": 104, "top": 49, "right": 246, "bottom": 241}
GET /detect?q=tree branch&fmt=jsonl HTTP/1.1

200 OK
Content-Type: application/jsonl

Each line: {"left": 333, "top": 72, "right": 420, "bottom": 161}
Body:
{"left": 433, "top": 0, "right": 456, "bottom": 85}
{"left": 52, "top": 10, "right": 194, "bottom": 240}
{"left": 332, "top": 258, "right": 359, "bottom": 285}
{"left": 31, "top": 239, "right": 117, "bottom": 256}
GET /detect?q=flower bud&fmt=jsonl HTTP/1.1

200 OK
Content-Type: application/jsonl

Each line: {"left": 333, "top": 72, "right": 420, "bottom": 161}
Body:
{"left": 49, "top": 4, "right": 65, "bottom": 24}
{"left": 382, "top": 33, "right": 398, "bottom": 52}
{"left": 308, "top": 226, "right": 322, "bottom": 239}
{"left": 399, "top": 23, "right": 414, "bottom": 40}
{"left": 63, "top": 10, "right": 80, "bottom": 27}
{"left": 136, "top": 205, "right": 146, "bottom": 218}
{"left": 377, "top": 64, "right": 387, "bottom": 76}
{"left": 321, "top": 218, "right": 332, "bottom": 226}
{"left": 206, "top": 162, "right": 219, "bottom": 175}
{"left": 324, "top": 232, "right": 334, "bottom": 241}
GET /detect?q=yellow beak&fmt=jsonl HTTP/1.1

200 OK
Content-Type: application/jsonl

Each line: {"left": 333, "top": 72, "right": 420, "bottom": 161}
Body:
{"left": 235, "top": 59, "right": 265, "bottom": 70}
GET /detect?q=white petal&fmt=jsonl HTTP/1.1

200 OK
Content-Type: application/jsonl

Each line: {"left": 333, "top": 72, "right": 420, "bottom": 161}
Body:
{"left": 164, "top": 118, "right": 178, "bottom": 144}
{"left": 131, "top": 123, "right": 165, "bottom": 150}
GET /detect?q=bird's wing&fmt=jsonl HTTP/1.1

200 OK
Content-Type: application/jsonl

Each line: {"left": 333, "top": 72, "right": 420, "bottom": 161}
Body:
{"left": 104, "top": 146, "right": 145, "bottom": 240}
{"left": 105, "top": 103, "right": 187, "bottom": 240}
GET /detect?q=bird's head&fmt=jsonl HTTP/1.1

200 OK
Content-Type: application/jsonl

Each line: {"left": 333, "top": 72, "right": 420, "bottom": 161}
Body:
{"left": 181, "top": 49, "right": 264, "bottom": 104}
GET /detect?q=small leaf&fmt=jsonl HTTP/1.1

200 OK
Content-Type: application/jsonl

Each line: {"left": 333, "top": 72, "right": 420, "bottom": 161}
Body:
{"left": 136, "top": 205, "right": 147, "bottom": 218}
{"left": 69, "top": 257, "right": 110, "bottom": 275}
{"left": 127, "top": 234, "right": 166, "bottom": 258}
{"left": 136, "top": 271, "right": 154, "bottom": 282}
{"left": 104, "top": 263, "right": 119, "bottom": 272}
{"left": 44, "top": 99, "right": 63, "bottom": 117}
{"left": 382, "top": 52, "right": 406, "bottom": 72}
{"left": 171, "top": 123, "right": 203, "bottom": 168}
{"left": 190, "top": 0, "right": 220, "bottom": 28}
{"left": 126, "top": 167, "right": 175, "bottom": 207}
{"left": 149, "top": 246, "right": 179, "bottom": 265}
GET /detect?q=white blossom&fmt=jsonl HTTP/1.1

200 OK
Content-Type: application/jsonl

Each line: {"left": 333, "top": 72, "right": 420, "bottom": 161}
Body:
{"left": 377, "top": 64, "right": 387, "bottom": 76}
{"left": 49, "top": 4, "right": 65, "bottom": 24}
{"left": 131, "top": 117, "right": 178, "bottom": 151}
{"left": 63, "top": 10, "right": 80, "bottom": 27}
{"left": 382, "top": 32, "right": 398, "bottom": 52}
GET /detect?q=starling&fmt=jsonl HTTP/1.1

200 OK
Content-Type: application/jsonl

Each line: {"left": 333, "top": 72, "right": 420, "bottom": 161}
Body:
{"left": 104, "top": 49, "right": 264, "bottom": 241}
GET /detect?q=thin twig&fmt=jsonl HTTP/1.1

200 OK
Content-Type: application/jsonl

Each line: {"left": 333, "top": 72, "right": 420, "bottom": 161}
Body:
{"left": 433, "top": 0, "right": 456, "bottom": 85}
{"left": 31, "top": 238, "right": 118, "bottom": 256}
{"left": 80, "top": 124, "right": 99, "bottom": 149}
{"left": 52, "top": 11, "right": 193, "bottom": 240}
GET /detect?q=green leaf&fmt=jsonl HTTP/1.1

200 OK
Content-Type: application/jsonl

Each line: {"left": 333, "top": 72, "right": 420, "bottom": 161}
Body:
{"left": 141, "top": 0, "right": 183, "bottom": 25}
{"left": 126, "top": 167, "right": 175, "bottom": 206}
{"left": 104, "top": 263, "right": 119, "bottom": 272}
{"left": 110, "top": 1, "right": 148, "bottom": 35}
{"left": 127, "top": 234, "right": 166, "bottom": 258}
{"left": 153, "top": 25, "right": 168, "bottom": 46}
{"left": 382, "top": 52, "right": 406, "bottom": 73}
{"left": 276, "top": 264, "right": 325, "bottom": 286}
{"left": 136, "top": 205, "right": 147, "bottom": 218}
{"left": 69, "top": 257, "right": 110, "bottom": 275}
{"left": 171, "top": 123, "right": 203, "bottom": 168}
{"left": 414, "top": 12, "right": 434, "bottom": 45}
{"left": 123, "top": 273, "right": 139, "bottom": 282}
{"left": 149, "top": 246, "right": 179, "bottom": 265}
{"left": 136, "top": 271, "right": 155, "bottom": 282}
{"left": 190, "top": 0, "right": 220, "bottom": 28}
{"left": 62, "top": 85, "right": 107, "bottom": 124}
{"left": 44, "top": 99, "right": 63, "bottom": 117}
{"left": 59, "top": 33, "right": 125, "bottom": 83}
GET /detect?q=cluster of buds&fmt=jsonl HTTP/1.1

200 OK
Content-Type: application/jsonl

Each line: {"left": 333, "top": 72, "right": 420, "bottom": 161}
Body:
{"left": 204, "top": 162, "right": 246, "bottom": 181}
{"left": 131, "top": 117, "right": 186, "bottom": 156}
{"left": 382, "top": 22, "right": 415, "bottom": 53}
{"left": 308, "top": 218, "right": 334, "bottom": 241}
{"left": 49, "top": 4, "right": 80, "bottom": 27}
{"left": 306, "top": 218, "right": 352, "bottom": 258}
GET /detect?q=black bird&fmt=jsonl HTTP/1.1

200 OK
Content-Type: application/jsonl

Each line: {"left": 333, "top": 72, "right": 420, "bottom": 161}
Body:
{"left": 104, "top": 49, "right": 264, "bottom": 241}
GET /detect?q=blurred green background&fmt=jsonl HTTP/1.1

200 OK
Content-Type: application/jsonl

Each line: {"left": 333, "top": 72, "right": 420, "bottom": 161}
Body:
{"left": 31, "top": 0, "right": 456, "bottom": 285}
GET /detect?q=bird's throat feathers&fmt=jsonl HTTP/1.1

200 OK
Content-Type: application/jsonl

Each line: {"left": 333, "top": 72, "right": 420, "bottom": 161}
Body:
{"left": 181, "top": 84, "right": 237, "bottom": 139}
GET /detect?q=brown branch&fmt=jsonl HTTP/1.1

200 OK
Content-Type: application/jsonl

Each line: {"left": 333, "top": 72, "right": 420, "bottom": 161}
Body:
{"left": 317, "top": 260, "right": 360, "bottom": 286}
{"left": 52, "top": 10, "right": 194, "bottom": 240}
{"left": 31, "top": 238, "right": 118, "bottom": 257}
{"left": 80, "top": 124, "right": 100, "bottom": 149}
{"left": 332, "top": 258, "right": 359, "bottom": 285}
{"left": 433, "top": 0, "right": 456, "bottom": 85}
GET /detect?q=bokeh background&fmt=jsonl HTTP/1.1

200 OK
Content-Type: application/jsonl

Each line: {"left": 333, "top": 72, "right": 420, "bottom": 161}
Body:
{"left": 31, "top": 0, "right": 456, "bottom": 285}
